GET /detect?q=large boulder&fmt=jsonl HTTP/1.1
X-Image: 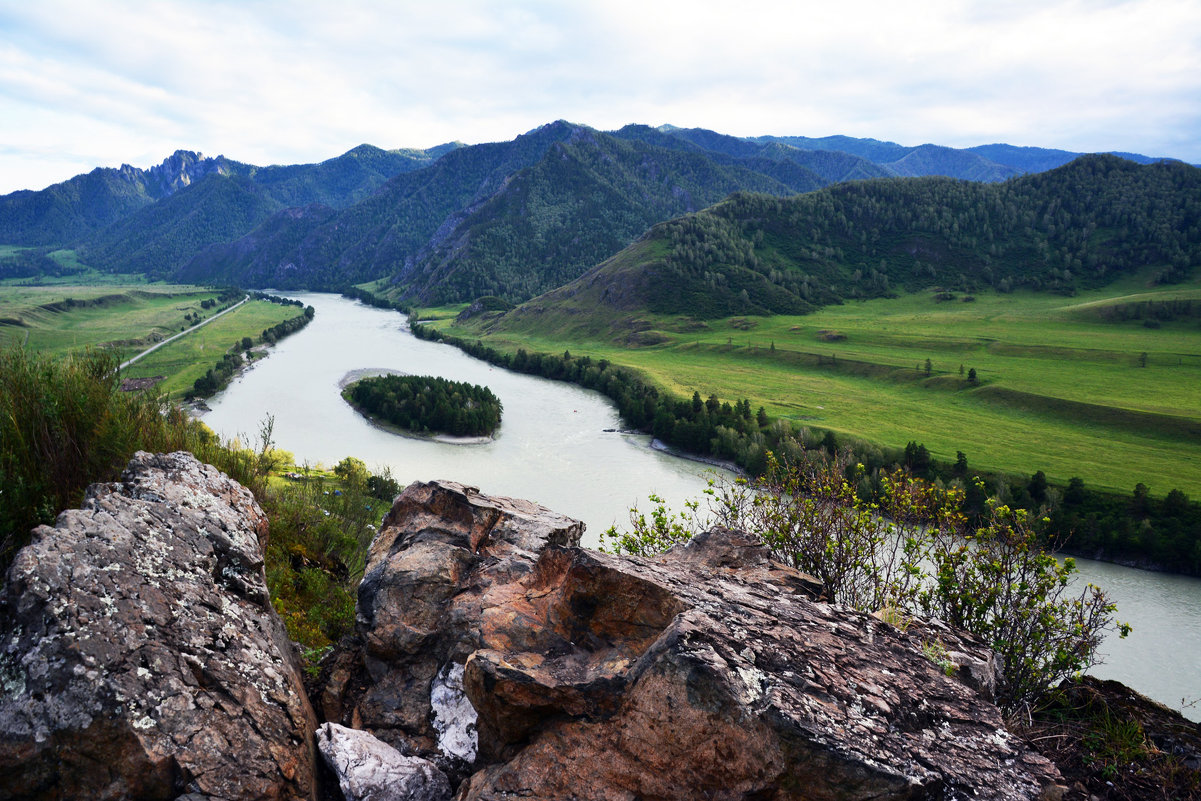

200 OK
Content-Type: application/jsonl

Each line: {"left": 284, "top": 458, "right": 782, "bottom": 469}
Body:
{"left": 0, "top": 451, "right": 317, "bottom": 801}
{"left": 318, "top": 479, "right": 585, "bottom": 779}
{"left": 323, "top": 481, "right": 1065, "bottom": 800}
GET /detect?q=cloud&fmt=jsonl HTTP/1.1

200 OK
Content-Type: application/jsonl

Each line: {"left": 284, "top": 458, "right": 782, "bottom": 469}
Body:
{"left": 0, "top": 0, "right": 1198, "bottom": 193}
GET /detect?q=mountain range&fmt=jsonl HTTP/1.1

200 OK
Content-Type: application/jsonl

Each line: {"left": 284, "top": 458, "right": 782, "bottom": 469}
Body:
{"left": 487, "top": 154, "right": 1201, "bottom": 339}
{"left": 0, "top": 122, "right": 1193, "bottom": 306}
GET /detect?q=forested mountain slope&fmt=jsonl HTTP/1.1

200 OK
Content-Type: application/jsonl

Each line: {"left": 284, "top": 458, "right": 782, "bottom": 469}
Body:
{"left": 0, "top": 151, "right": 245, "bottom": 246}
{"left": 497, "top": 154, "right": 1201, "bottom": 326}
{"left": 4, "top": 122, "right": 1189, "bottom": 301}
{"left": 180, "top": 122, "right": 827, "bottom": 301}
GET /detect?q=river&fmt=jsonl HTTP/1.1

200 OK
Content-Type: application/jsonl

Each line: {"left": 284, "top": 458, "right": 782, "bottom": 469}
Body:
{"left": 200, "top": 292, "right": 1200, "bottom": 721}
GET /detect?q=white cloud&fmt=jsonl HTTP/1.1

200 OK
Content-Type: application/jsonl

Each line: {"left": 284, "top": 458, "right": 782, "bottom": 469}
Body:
{"left": 0, "top": 0, "right": 1198, "bottom": 193}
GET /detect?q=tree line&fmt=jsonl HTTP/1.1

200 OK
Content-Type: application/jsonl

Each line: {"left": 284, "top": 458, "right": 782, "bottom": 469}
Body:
{"left": 344, "top": 374, "right": 502, "bottom": 437}
{"left": 409, "top": 317, "right": 1200, "bottom": 576}
{"left": 186, "top": 302, "right": 314, "bottom": 399}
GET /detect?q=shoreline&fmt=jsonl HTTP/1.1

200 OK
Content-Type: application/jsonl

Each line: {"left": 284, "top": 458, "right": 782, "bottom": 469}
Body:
{"left": 340, "top": 373, "right": 496, "bottom": 446}
{"left": 649, "top": 438, "right": 744, "bottom": 476}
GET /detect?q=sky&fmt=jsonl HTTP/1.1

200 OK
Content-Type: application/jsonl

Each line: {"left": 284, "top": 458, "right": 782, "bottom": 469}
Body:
{"left": 1, "top": 0, "right": 1199, "bottom": 194}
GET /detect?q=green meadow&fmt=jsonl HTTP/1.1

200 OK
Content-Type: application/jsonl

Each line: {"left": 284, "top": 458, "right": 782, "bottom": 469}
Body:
{"left": 439, "top": 276, "right": 1201, "bottom": 497}
{"left": 0, "top": 284, "right": 220, "bottom": 353}
{"left": 0, "top": 284, "right": 299, "bottom": 398}
{"left": 119, "top": 302, "right": 301, "bottom": 399}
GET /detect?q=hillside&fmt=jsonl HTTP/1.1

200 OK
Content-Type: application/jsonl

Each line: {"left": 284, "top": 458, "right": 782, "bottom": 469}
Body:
{"left": 396, "top": 126, "right": 823, "bottom": 303}
{"left": 180, "top": 122, "right": 827, "bottom": 301}
{"left": 493, "top": 154, "right": 1200, "bottom": 329}
{"left": 80, "top": 174, "right": 285, "bottom": 279}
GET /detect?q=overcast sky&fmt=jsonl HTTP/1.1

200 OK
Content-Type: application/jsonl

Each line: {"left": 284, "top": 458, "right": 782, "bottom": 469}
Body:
{"left": 1, "top": 0, "right": 1199, "bottom": 194}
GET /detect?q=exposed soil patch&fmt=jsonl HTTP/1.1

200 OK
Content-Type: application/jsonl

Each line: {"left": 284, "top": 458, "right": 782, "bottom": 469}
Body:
{"left": 1020, "top": 677, "right": 1201, "bottom": 800}
{"left": 119, "top": 375, "right": 165, "bottom": 392}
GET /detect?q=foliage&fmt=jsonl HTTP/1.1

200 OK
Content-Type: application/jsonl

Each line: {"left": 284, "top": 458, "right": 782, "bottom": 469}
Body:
{"left": 259, "top": 463, "right": 388, "bottom": 649}
{"left": 0, "top": 344, "right": 389, "bottom": 651}
{"left": 0, "top": 247, "right": 87, "bottom": 281}
{"left": 185, "top": 303, "right": 314, "bottom": 400}
{"left": 921, "top": 639, "right": 958, "bottom": 677}
{"left": 604, "top": 447, "right": 1129, "bottom": 713}
{"left": 341, "top": 285, "right": 412, "bottom": 314}
{"left": 0, "top": 346, "right": 194, "bottom": 564}
{"left": 344, "top": 374, "right": 503, "bottom": 437}
{"left": 599, "top": 493, "right": 708, "bottom": 556}
{"left": 625, "top": 155, "right": 1201, "bottom": 318}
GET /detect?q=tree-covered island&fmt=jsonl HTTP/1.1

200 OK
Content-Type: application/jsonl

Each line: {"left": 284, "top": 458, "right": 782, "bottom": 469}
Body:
{"left": 343, "top": 374, "right": 502, "bottom": 437}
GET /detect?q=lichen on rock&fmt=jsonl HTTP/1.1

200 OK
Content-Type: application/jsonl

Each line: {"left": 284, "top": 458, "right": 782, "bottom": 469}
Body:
{"left": 322, "top": 480, "right": 1067, "bottom": 800}
{"left": 0, "top": 451, "right": 317, "bottom": 801}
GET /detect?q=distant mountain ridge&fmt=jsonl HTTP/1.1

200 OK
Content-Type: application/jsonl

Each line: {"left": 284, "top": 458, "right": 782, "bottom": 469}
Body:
{"left": 0, "top": 122, "right": 1190, "bottom": 306}
{"left": 742, "top": 131, "right": 1187, "bottom": 181}
{"left": 0, "top": 144, "right": 453, "bottom": 248}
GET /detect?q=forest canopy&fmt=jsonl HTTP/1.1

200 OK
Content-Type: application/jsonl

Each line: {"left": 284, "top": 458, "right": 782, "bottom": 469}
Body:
{"left": 344, "top": 374, "right": 502, "bottom": 437}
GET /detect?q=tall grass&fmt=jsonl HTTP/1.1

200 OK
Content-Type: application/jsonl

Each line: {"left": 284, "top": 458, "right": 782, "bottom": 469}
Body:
{"left": 0, "top": 346, "right": 195, "bottom": 563}
{"left": 0, "top": 344, "right": 386, "bottom": 651}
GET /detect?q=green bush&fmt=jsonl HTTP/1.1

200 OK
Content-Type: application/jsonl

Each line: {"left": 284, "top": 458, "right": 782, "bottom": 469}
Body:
{"left": 604, "top": 448, "right": 1129, "bottom": 714}
{"left": 0, "top": 346, "right": 387, "bottom": 651}
{"left": 0, "top": 346, "right": 198, "bottom": 566}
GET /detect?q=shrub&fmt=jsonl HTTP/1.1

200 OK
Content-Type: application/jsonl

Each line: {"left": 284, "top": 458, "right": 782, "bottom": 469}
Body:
{"left": 604, "top": 447, "right": 1128, "bottom": 714}
{"left": 0, "top": 346, "right": 384, "bottom": 651}
{"left": 0, "top": 346, "right": 197, "bottom": 565}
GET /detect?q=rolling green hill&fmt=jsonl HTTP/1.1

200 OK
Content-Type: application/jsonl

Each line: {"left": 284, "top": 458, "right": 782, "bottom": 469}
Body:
{"left": 495, "top": 154, "right": 1200, "bottom": 329}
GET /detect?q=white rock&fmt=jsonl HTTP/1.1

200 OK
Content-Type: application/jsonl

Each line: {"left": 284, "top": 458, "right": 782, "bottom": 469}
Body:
{"left": 318, "top": 722, "right": 451, "bottom": 801}
{"left": 430, "top": 661, "right": 478, "bottom": 763}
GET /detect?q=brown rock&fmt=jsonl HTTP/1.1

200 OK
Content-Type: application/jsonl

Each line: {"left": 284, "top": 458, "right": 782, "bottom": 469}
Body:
{"left": 328, "top": 483, "right": 1063, "bottom": 800}
{"left": 0, "top": 451, "right": 317, "bottom": 801}
{"left": 330, "top": 480, "right": 584, "bottom": 777}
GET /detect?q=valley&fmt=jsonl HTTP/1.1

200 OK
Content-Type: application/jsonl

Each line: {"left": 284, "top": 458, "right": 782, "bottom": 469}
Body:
{"left": 0, "top": 281, "right": 305, "bottom": 398}
{"left": 439, "top": 274, "right": 1201, "bottom": 498}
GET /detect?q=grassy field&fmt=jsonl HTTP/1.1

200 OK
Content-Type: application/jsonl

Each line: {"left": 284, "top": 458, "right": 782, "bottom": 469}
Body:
{"left": 0, "top": 284, "right": 229, "bottom": 353}
{"left": 1, "top": 245, "right": 151, "bottom": 287}
{"left": 437, "top": 273, "right": 1201, "bottom": 497}
{"left": 0, "top": 283, "right": 301, "bottom": 398}
{"left": 121, "top": 302, "right": 301, "bottom": 398}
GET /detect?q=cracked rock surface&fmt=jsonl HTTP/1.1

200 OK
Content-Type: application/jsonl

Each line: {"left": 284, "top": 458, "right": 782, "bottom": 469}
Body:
{"left": 0, "top": 451, "right": 317, "bottom": 801}
{"left": 323, "top": 480, "right": 1065, "bottom": 800}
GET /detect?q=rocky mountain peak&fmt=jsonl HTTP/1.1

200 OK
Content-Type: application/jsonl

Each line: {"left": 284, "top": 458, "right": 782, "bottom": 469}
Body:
{"left": 145, "top": 149, "right": 234, "bottom": 197}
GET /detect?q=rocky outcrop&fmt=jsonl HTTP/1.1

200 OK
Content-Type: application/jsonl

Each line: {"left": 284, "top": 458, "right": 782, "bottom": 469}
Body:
{"left": 317, "top": 479, "right": 586, "bottom": 781}
{"left": 0, "top": 460, "right": 1077, "bottom": 800}
{"left": 0, "top": 451, "right": 317, "bottom": 800}
{"left": 322, "top": 480, "right": 1065, "bottom": 800}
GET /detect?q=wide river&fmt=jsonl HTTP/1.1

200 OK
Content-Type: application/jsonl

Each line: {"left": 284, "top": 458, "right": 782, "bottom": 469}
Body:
{"left": 201, "top": 293, "right": 1200, "bottom": 721}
